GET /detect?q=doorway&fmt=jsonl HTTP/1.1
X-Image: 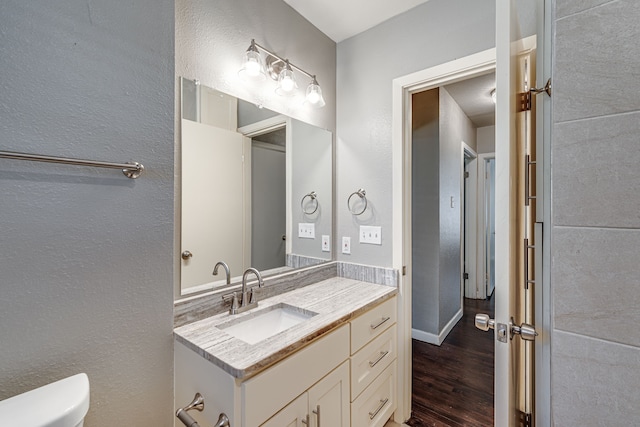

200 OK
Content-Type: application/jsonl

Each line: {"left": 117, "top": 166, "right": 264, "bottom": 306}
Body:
{"left": 408, "top": 71, "right": 496, "bottom": 424}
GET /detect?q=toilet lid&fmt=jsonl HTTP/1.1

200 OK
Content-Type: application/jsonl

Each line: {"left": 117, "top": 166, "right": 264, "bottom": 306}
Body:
{"left": 0, "top": 373, "right": 89, "bottom": 427}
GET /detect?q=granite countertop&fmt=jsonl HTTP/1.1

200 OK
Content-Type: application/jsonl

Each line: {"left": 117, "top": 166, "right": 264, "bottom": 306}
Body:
{"left": 174, "top": 277, "right": 397, "bottom": 379}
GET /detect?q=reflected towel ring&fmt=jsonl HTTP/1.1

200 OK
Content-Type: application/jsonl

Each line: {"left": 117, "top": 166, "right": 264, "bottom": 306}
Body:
{"left": 301, "top": 191, "right": 319, "bottom": 215}
{"left": 348, "top": 189, "right": 367, "bottom": 216}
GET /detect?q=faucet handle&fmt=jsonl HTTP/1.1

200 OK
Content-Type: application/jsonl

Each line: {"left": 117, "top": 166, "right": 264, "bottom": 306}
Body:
{"left": 231, "top": 292, "right": 240, "bottom": 312}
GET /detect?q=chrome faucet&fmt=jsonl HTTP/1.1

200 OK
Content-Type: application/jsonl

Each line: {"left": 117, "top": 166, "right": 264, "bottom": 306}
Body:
{"left": 224, "top": 267, "right": 264, "bottom": 315}
{"left": 241, "top": 267, "right": 264, "bottom": 306}
{"left": 212, "top": 261, "right": 231, "bottom": 284}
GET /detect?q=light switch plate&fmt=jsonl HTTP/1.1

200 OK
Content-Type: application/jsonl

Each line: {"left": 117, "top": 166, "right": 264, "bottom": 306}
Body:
{"left": 360, "top": 226, "right": 382, "bottom": 245}
{"left": 298, "top": 223, "right": 315, "bottom": 239}
{"left": 322, "top": 235, "right": 330, "bottom": 252}
{"left": 342, "top": 237, "right": 351, "bottom": 254}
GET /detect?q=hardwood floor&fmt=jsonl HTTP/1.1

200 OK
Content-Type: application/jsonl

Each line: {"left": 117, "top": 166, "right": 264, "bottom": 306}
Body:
{"left": 407, "top": 296, "right": 495, "bottom": 427}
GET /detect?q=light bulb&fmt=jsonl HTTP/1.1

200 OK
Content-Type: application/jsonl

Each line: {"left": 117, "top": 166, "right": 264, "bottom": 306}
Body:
{"left": 280, "top": 76, "right": 295, "bottom": 92}
{"left": 238, "top": 40, "right": 265, "bottom": 81}
{"left": 275, "top": 60, "right": 297, "bottom": 97}
{"left": 305, "top": 76, "right": 325, "bottom": 108}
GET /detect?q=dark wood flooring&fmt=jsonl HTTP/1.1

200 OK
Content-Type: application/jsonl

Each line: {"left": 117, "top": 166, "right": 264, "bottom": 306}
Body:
{"left": 407, "top": 296, "right": 495, "bottom": 427}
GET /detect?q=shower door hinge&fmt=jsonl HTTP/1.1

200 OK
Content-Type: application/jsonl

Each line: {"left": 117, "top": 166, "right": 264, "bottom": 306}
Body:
{"left": 518, "top": 411, "right": 532, "bottom": 427}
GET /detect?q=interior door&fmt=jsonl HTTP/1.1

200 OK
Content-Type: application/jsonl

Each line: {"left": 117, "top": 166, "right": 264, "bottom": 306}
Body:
{"left": 486, "top": 2, "right": 539, "bottom": 425}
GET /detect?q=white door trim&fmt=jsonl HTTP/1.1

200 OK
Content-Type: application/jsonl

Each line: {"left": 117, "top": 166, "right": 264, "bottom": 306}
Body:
{"left": 477, "top": 152, "right": 496, "bottom": 300}
{"left": 463, "top": 143, "right": 478, "bottom": 300}
{"left": 392, "top": 47, "right": 497, "bottom": 422}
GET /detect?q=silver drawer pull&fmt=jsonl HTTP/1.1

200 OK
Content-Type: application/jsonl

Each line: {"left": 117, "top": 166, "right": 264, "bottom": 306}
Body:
{"left": 368, "top": 350, "right": 389, "bottom": 368}
{"left": 368, "top": 398, "right": 389, "bottom": 420}
{"left": 301, "top": 414, "right": 310, "bottom": 425}
{"left": 370, "top": 316, "right": 391, "bottom": 330}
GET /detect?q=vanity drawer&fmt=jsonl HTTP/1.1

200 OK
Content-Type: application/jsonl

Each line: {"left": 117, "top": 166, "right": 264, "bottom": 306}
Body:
{"left": 350, "top": 325, "right": 396, "bottom": 401}
{"left": 351, "top": 361, "right": 397, "bottom": 427}
{"left": 350, "top": 296, "right": 397, "bottom": 354}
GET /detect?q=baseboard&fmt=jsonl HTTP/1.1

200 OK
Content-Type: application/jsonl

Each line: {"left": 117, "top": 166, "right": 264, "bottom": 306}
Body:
{"left": 411, "top": 309, "right": 463, "bottom": 346}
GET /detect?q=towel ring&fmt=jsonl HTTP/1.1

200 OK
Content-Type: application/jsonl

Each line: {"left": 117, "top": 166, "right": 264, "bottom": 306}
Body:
{"left": 348, "top": 189, "right": 367, "bottom": 216}
{"left": 301, "top": 191, "right": 319, "bottom": 215}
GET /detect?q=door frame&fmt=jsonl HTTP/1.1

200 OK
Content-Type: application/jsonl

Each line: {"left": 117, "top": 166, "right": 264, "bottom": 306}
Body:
{"left": 477, "top": 152, "right": 496, "bottom": 300}
{"left": 391, "top": 34, "right": 550, "bottom": 424}
{"left": 462, "top": 143, "right": 478, "bottom": 300}
{"left": 392, "top": 47, "right": 497, "bottom": 422}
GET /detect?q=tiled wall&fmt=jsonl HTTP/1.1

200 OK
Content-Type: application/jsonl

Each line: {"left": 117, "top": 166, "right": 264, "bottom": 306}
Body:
{"left": 552, "top": 0, "right": 640, "bottom": 423}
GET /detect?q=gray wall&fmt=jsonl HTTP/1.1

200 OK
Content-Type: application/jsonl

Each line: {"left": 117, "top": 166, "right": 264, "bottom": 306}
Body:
{"left": 476, "top": 125, "right": 496, "bottom": 154}
{"left": 551, "top": 0, "right": 640, "bottom": 423}
{"left": 0, "top": 1, "right": 174, "bottom": 426}
{"left": 411, "top": 87, "right": 476, "bottom": 338}
{"left": 336, "top": 0, "right": 496, "bottom": 267}
{"left": 438, "top": 87, "right": 475, "bottom": 329}
{"left": 291, "top": 120, "right": 333, "bottom": 259}
{"left": 411, "top": 89, "right": 441, "bottom": 335}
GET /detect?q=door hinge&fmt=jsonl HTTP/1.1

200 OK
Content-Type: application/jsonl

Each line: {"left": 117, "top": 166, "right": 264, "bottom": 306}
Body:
{"left": 464, "top": 171, "right": 469, "bottom": 178}
{"left": 518, "top": 91, "right": 532, "bottom": 112}
{"left": 402, "top": 265, "right": 407, "bottom": 276}
{"left": 518, "top": 411, "right": 532, "bottom": 427}
{"left": 519, "top": 78, "right": 552, "bottom": 112}
{"left": 463, "top": 272, "right": 469, "bottom": 280}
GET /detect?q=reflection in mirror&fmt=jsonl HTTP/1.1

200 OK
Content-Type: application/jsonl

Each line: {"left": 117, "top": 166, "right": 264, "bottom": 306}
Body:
{"left": 180, "top": 78, "right": 332, "bottom": 295}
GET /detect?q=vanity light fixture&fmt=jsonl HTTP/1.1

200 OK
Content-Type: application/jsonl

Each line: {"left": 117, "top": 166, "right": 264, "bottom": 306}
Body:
{"left": 239, "top": 39, "right": 326, "bottom": 108}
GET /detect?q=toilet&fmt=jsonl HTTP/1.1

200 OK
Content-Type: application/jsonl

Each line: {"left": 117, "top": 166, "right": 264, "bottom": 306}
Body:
{"left": 0, "top": 373, "right": 89, "bottom": 427}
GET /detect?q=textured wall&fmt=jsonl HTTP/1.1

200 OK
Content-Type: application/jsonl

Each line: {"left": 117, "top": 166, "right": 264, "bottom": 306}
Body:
{"left": 0, "top": 1, "right": 174, "bottom": 426}
{"left": 551, "top": 0, "right": 640, "bottom": 423}
{"left": 336, "top": 0, "right": 496, "bottom": 267}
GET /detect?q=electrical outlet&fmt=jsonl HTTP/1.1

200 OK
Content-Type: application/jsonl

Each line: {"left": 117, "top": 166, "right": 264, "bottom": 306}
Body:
{"left": 359, "top": 226, "right": 382, "bottom": 245}
{"left": 298, "top": 223, "right": 315, "bottom": 239}
{"left": 342, "top": 237, "right": 351, "bottom": 254}
{"left": 322, "top": 235, "right": 330, "bottom": 252}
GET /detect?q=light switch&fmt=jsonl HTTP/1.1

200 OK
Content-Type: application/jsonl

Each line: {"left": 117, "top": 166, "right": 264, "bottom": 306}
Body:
{"left": 360, "top": 226, "right": 382, "bottom": 245}
{"left": 298, "top": 223, "right": 315, "bottom": 239}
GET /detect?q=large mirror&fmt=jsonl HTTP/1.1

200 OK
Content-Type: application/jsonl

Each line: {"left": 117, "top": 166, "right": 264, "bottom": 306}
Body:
{"left": 180, "top": 78, "right": 332, "bottom": 295}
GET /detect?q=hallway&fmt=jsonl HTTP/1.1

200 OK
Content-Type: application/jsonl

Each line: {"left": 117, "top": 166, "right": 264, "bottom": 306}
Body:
{"left": 408, "top": 296, "right": 495, "bottom": 426}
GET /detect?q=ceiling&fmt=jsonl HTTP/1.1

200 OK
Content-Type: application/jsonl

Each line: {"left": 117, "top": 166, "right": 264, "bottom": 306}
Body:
{"left": 283, "top": 0, "right": 431, "bottom": 42}
{"left": 444, "top": 71, "right": 496, "bottom": 128}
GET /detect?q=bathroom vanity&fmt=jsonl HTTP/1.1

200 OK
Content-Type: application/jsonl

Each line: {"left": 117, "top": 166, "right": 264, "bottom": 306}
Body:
{"left": 174, "top": 278, "right": 397, "bottom": 427}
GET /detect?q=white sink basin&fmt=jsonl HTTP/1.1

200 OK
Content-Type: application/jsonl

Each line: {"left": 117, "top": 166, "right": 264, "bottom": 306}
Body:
{"left": 217, "top": 303, "right": 317, "bottom": 345}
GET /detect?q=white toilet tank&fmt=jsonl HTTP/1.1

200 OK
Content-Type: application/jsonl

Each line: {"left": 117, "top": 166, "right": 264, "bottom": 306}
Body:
{"left": 0, "top": 373, "right": 89, "bottom": 427}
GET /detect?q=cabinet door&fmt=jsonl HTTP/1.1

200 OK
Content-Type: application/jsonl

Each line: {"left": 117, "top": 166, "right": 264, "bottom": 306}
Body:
{"left": 308, "top": 361, "right": 350, "bottom": 427}
{"left": 261, "top": 393, "right": 308, "bottom": 427}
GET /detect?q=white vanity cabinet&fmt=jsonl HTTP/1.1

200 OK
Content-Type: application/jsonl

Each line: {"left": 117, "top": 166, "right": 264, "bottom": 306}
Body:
{"left": 174, "top": 294, "right": 398, "bottom": 427}
{"left": 261, "top": 361, "right": 350, "bottom": 427}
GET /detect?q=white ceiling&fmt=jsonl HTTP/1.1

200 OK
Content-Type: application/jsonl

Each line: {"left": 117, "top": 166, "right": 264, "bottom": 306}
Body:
{"left": 283, "top": 0, "right": 431, "bottom": 42}
{"left": 444, "top": 71, "right": 496, "bottom": 128}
